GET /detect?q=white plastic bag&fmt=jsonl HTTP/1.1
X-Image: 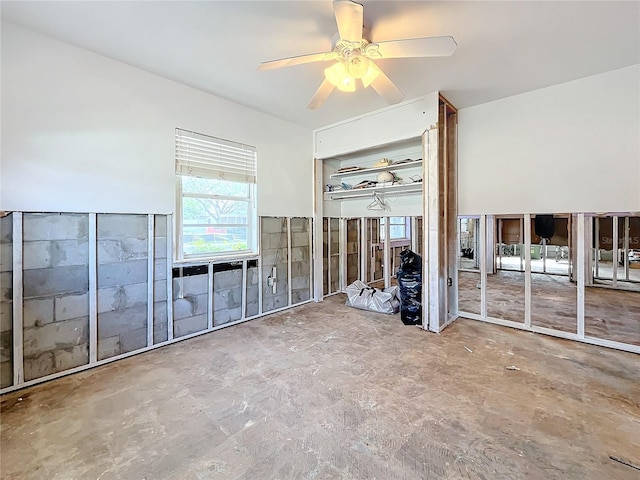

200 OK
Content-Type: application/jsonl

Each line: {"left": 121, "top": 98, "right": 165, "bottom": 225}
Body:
{"left": 345, "top": 280, "right": 400, "bottom": 315}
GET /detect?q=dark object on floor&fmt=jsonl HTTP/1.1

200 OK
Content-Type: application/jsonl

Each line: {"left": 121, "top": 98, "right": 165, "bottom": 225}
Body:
{"left": 461, "top": 248, "right": 474, "bottom": 259}
{"left": 535, "top": 214, "right": 555, "bottom": 239}
{"left": 397, "top": 249, "right": 422, "bottom": 325}
{"left": 609, "top": 455, "right": 640, "bottom": 471}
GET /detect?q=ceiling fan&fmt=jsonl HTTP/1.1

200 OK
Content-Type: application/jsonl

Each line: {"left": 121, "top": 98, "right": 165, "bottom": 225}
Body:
{"left": 258, "top": 0, "right": 456, "bottom": 109}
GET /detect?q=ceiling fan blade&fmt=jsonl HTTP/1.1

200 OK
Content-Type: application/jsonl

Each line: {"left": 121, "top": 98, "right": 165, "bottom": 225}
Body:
{"left": 370, "top": 70, "right": 404, "bottom": 105}
{"left": 308, "top": 79, "right": 336, "bottom": 110}
{"left": 334, "top": 0, "right": 364, "bottom": 43}
{"left": 375, "top": 36, "right": 457, "bottom": 59}
{"left": 259, "top": 52, "right": 333, "bottom": 71}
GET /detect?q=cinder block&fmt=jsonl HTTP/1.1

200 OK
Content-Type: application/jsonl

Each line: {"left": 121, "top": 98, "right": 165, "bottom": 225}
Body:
{"left": 173, "top": 293, "right": 207, "bottom": 320}
{"left": 153, "top": 319, "right": 168, "bottom": 344}
{"left": 290, "top": 218, "right": 309, "bottom": 233}
{"left": 97, "top": 240, "right": 121, "bottom": 264}
{"left": 191, "top": 293, "right": 208, "bottom": 316}
{"left": 24, "top": 351, "right": 54, "bottom": 381}
{"left": 174, "top": 314, "right": 207, "bottom": 338}
{"left": 154, "top": 237, "right": 167, "bottom": 259}
{"left": 0, "top": 301, "right": 12, "bottom": 332}
{"left": 23, "top": 297, "right": 54, "bottom": 328}
{"left": 154, "top": 279, "right": 167, "bottom": 302}
{"left": 97, "top": 335, "right": 121, "bottom": 361}
{"left": 292, "top": 289, "right": 311, "bottom": 304}
{"left": 1, "top": 272, "right": 13, "bottom": 301}
{"left": 262, "top": 292, "right": 288, "bottom": 312}
{"left": 291, "top": 247, "right": 308, "bottom": 262}
{"left": 97, "top": 214, "right": 148, "bottom": 240}
{"left": 120, "top": 237, "right": 148, "bottom": 260}
{"left": 291, "top": 232, "right": 310, "bottom": 248}
{"left": 0, "top": 215, "right": 12, "bottom": 244}
{"left": 97, "top": 259, "right": 148, "bottom": 288}
{"left": 174, "top": 274, "right": 208, "bottom": 296}
{"left": 23, "top": 240, "right": 89, "bottom": 270}
{"left": 213, "top": 306, "right": 241, "bottom": 326}
{"left": 154, "top": 301, "right": 168, "bottom": 324}
{"left": 0, "top": 330, "right": 12, "bottom": 360}
{"left": 98, "top": 238, "right": 147, "bottom": 264}
{"left": 260, "top": 252, "right": 278, "bottom": 268}
{"left": 23, "top": 213, "right": 88, "bottom": 242}
{"left": 0, "top": 243, "right": 12, "bottom": 272}
{"left": 291, "top": 276, "right": 309, "bottom": 290}
{"left": 213, "top": 269, "right": 242, "bottom": 290}
{"left": 53, "top": 344, "right": 89, "bottom": 372}
{"left": 23, "top": 265, "right": 88, "bottom": 298}
{"left": 97, "top": 304, "right": 147, "bottom": 339}
{"left": 119, "top": 326, "right": 148, "bottom": 354}
{"left": 213, "top": 287, "right": 242, "bottom": 312}
{"left": 247, "top": 267, "right": 258, "bottom": 285}
{"left": 55, "top": 293, "right": 89, "bottom": 322}
{"left": 246, "top": 284, "right": 258, "bottom": 303}
{"left": 0, "top": 360, "right": 12, "bottom": 389}
{"left": 154, "top": 259, "right": 167, "bottom": 281}
{"left": 245, "top": 301, "right": 258, "bottom": 317}
{"left": 268, "top": 232, "right": 288, "bottom": 250}
{"left": 23, "top": 317, "right": 89, "bottom": 356}
{"left": 291, "top": 261, "right": 311, "bottom": 278}
{"left": 98, "top": 283, "right": 147, "bottom": 314}
{"left": 261, "top": 217, "right": 285, "bottom": 234}
{"left": 154, "top": 215, "right": 168, "bottom": 234}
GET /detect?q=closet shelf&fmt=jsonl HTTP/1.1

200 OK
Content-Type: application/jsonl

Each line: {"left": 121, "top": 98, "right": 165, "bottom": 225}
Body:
{"left": 323, "top": 182, "right": 422, "bottom": 200}
{"left": 329, "top": 159, "right": 422, "bottom": 178}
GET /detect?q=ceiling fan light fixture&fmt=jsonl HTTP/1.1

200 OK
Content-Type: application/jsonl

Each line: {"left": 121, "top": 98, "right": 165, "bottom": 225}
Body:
{"left": 346, "top": 53, "right": 369, "bottom": 78}
{"left": 324, "top": 61, "right": 356, "bottom": 92}
{"left": 361, "top": 60, "right": 381, "bottom": 88}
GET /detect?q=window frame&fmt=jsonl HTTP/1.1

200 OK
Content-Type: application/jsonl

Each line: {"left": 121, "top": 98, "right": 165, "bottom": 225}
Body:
{"left": 380, "top": 216, "right": 410, "bottom": 241}
{"left": 174, "top": 129, "right": 258, "bottom": 262}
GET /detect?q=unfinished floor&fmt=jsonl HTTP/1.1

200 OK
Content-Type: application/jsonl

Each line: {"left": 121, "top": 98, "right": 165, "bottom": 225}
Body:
{"left": 1, "top": 295, "right": 639, "bottom": 480}
{"left": 459, "top": 270, "right": 640, "bottom": 345}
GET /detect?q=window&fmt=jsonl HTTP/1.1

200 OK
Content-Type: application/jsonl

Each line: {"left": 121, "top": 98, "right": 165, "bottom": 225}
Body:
{"left": 380, "top": 217, "right": 409, "bottom": 241}
{"left": 175, "top": 129, "right": 257, "bottom": 260}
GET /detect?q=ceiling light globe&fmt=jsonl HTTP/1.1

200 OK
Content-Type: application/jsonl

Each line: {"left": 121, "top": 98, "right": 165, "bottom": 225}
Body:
{"left": 347, "top": 55, "right": 369, "bottom": 78}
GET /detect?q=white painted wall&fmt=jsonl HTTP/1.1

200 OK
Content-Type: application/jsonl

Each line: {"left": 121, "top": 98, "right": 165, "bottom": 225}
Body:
{"left": 0, "top": 22, "right": 313, "bottom": 216}
{"left": 458, "top": 64, "right": 640, "bottom": 215}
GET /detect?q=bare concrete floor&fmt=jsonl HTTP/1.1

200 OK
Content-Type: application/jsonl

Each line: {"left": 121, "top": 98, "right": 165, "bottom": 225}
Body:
{"left": 459, "top": 270, "right": 640, "bottom": 345}
{"left": 1, "top": 295, "right": 639, "bottom": 479}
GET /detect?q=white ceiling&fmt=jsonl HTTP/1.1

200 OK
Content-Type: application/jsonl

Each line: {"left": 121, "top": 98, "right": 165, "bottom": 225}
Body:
{"left": 2, "top": 1, "right": 639, "bottom": 130}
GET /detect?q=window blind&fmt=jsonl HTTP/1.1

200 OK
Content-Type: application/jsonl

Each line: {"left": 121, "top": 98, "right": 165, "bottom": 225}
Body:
{"left": 175, "top": 128, "right": 257, "bottom": 184}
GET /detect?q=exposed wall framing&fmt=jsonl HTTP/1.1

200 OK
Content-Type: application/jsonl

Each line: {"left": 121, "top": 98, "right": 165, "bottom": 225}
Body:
{"left": 458, "top": 213, "right": 639, "bottom": 354}
{"left": 1, "top": 213, "right": 314, "bottom": 394}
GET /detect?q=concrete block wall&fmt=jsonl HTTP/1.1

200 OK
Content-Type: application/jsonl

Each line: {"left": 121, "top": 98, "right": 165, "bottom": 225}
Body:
{"left": 3, "top": 212, "right": 315, "bottom": 391}
{"left": 261, "top": 217, "right": 289, "bottom": 312}
{"left": 213, "top": 266, "right": 242, "bottom": 326}
{"left": 246, "top": 265, "right": 259, "bottom": 317}
{"left": 153, "top": 215, "right": 169, "bottom": 344}
{"left": 0, "top": 214, "right": 13, "bottom": 388}
{"left": 97, "top": 214, "right": 148, "bottom": 360}
{"left": 290, "top": 218, "right": 311, "bottom": 304}
{"left": 173, "top": 272, "right": 208, "bottom": 338}
{"left": 22, "top": 213, "right": 90, "bottom": 381}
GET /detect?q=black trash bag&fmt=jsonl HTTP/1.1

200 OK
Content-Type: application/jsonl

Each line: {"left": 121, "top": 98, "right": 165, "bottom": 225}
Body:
{"left": 396, "top": 249, "right": 422, "bottom": 325}
{"left": 535, "top": 214, "right": 555, "bottom": 240}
